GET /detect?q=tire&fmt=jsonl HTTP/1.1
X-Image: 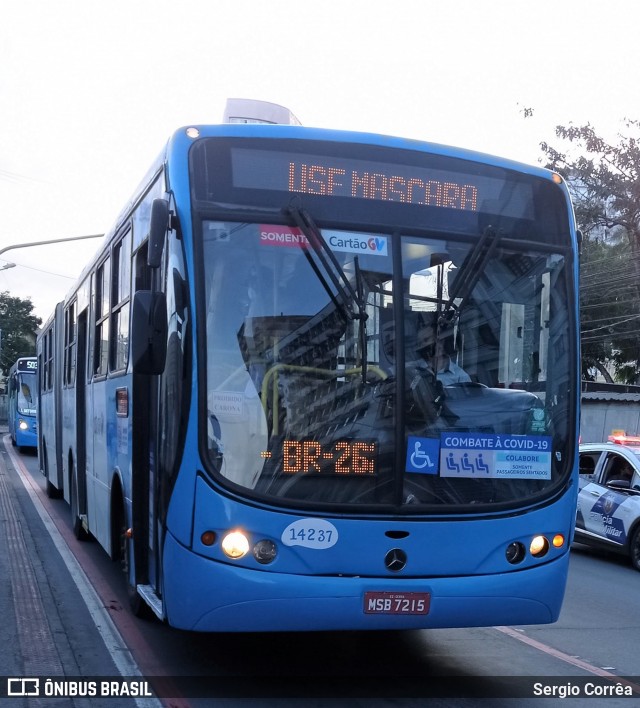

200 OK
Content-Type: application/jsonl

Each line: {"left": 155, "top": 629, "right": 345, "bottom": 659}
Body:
{"left": 44, "top": 451, "right": 60, "bottom": 499}
{"left": 70, "top": 463, "right": 88, "bottom": 541}
{"left": 630, "top": 526, "right": 640, "bottom": 572}
{"left": 46, "top": 478, "right": 57, "bottom": 499}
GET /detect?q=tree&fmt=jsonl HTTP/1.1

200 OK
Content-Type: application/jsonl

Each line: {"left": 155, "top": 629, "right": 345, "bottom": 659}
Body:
{"left": 540, "top": 120, "right": 640, "bottom": 383}
{"left": 0, "top": 291, "right": 42, "bottom": 377}
{"left": 579, "top": 235, "right": 636, "bottom": 382}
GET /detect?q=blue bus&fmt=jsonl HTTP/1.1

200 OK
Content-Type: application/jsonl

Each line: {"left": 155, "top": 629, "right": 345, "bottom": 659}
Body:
{"left": 37, "top": 118, "right": 580, "bottom": 631}
{"left": 7, "top": 356, "right": 38, "bottom": 451}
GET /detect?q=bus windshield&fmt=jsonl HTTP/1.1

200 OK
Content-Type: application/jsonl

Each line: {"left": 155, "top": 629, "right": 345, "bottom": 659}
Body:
{"left": 200, "top": 218, "right": 572, "bottom": 511}
{"left": 16, "top": 372, "right": 37, "bottom": 416}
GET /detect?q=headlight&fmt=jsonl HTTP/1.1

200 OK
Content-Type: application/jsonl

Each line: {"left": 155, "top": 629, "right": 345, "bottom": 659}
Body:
{"left": 221, "top": 531, "right": 250, "bottom": 559}
{"left": 530, "top": 535, "right": 550, "bottom": 557}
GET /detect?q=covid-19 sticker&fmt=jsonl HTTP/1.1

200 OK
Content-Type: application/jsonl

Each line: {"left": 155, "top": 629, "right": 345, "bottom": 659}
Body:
{"left": 439, "top": 433, "right": 552, "bottom": 480}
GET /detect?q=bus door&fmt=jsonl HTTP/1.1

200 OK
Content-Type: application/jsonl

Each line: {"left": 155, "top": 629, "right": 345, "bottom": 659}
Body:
{"left": 72, "top": 308, "right": 89, "bottom": 539}
{"left": 131, "top": 241, "right": 161, "bottom": 606}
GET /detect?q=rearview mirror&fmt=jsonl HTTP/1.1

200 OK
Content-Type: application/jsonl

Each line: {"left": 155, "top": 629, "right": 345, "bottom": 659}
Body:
{"left": 607, "top": 479, "right": 631, "bottom": 491}
{"left": 148, "top": 198, "right": 169, "bottom": 269}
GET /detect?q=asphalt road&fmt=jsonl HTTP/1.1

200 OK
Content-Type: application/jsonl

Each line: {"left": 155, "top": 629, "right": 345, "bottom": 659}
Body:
{"left": 2, "top": 437, "right": 640, "bottom": 707}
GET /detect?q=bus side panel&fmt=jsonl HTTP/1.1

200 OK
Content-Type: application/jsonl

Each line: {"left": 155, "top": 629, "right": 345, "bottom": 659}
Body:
{"left": 51, "top": 303, "right": 65, "bottom": 487}
{"left": 7, "top": 362, "right": 17, "bottom": 444}
{"left": 7, "top": 372, "right": 16, "bottom": 443}
{"left": 37, "top": 304, "right": 64, "bottom": 491}
{"left": 38, "top": 385, "right": 56, "bottom": 477}
{"left": 38, "top": 377, "right": 55, "bottom": 473}
{"left": 61, "top": 384, "right": 75, "bottom": 506}
{"left": 88, "top": 375, "right": 131, "bottom": 556}
{"left": 87, "top": 378, "right": 104, "bottom": 547}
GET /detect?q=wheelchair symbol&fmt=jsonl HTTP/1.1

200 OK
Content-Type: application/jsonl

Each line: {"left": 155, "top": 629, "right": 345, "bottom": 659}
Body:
{"left": 410, "top": 441, "right": 435, "bottom": 470}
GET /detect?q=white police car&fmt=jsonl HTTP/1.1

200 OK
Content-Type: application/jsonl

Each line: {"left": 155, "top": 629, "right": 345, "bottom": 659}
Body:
{"left": 576, "top": 435, "right": 640, "bottom": 571}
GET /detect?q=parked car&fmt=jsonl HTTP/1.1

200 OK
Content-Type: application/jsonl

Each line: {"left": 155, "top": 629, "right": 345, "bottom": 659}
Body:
{"left": 576, "top": 436, "right": 640, "bottom": 571}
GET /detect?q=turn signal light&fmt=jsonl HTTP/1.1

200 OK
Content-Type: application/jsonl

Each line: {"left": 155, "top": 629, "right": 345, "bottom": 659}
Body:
{"left": 552, "top": 534, "right": 565, "bottom": 548}
{"left": 201, "top": 531, "right": 216, "bottom": 546}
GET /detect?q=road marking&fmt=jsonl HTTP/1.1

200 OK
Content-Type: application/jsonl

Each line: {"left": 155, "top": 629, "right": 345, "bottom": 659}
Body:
{"left": 3, "top": 438, "right": 163, "bottom": 708}
{"left": 495, "top": 625, "right": 640, "bottom": 693}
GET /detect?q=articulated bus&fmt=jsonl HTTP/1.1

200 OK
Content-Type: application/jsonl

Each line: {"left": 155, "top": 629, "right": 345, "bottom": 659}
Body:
{"left": 37, "top": 118, "right": 580, "bottom": 631}
{"left": 7, "top": 356, "right": 38, "bottom": 451}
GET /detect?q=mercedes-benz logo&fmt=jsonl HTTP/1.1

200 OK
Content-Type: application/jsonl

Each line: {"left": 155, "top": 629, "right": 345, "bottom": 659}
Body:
{"left": 384, "top": 548, "right": 407, "bottom": 572}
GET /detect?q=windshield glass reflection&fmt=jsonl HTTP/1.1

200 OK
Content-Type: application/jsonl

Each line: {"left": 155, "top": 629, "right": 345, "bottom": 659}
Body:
{"left": 201, "top": 221, "right": 570, "bottom": 510}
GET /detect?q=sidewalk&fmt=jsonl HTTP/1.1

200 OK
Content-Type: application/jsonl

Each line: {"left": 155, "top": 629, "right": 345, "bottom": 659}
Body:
{"left": 0, "top": 438, "right": 151, "bottom": 706}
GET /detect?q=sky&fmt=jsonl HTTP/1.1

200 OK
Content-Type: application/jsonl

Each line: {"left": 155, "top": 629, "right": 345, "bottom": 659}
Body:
{"left": 1, "top": 0, "right": 639, "bottom": 323}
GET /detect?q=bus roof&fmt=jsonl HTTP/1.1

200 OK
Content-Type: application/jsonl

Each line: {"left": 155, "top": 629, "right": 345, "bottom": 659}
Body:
{"left": 53, "top": 122, "right": 569, "bottom": 317}
{"left": 167, "top": 123, "right": 562, "bottom": 183}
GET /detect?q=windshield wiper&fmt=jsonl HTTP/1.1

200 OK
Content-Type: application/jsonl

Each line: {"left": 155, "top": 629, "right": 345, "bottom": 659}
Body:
{"left": 287, "top": 205, "right": 368, "bottom": 323}
{"left": 354, "top": 255, "right": 368, "bottom": 382}
{"left": 445, "top": 226, "right": 501, "bottom": 310}
{"left": 287, "top": 205, "right": 369, "bottom": 381}
{"left": 432, "top": 226, "right": 501, "bottom": 367}
{"left": 437, "top": 226, "right": 501, "bottom": 323}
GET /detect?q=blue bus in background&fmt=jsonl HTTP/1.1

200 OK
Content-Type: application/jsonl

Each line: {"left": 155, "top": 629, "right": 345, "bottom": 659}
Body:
{"left": 37, "top": 104, "right": 580, "bottom": 631}
{"left": 8, "top": 356, "right": 38, "bottom": 451}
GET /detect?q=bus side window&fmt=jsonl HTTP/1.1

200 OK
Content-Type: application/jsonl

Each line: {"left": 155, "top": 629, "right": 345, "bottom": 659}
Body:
{"left": 93, "top": 257, "right": 111, "bottom": 377}
{"left": 111, "top": 230, "right": 132, "bottom": 372}
{"left": 64, "top": 301, "right": 77, "bottom": 386}
{"left": 134, "top": 243, "right": 151, "bottom": 291}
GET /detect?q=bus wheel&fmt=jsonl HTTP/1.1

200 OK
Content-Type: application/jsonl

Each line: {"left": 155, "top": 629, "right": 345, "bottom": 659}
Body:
{"left": 44, "top": 451, "right": 60, "bottom": 499}
{"left": 630, "top": 526, "right": 640, "bottom": 572}
{"left": 46, "top": 478, "right": 57, "bottom": 499}
{"left": 70, "top": 464, "right": 88, "bottom": 541}
{"left": 118, "top": 504, "right": 152, "bottom": 618}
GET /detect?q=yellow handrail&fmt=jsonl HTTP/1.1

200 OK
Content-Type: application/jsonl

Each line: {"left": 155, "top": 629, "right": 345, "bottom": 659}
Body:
{"left": 260, "top": 364, "right": 387, "bottom": 435}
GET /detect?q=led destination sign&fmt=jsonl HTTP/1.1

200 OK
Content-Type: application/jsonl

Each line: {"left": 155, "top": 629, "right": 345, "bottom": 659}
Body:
{"left": 16, "top": 358, "right": 37, "bottom": 372}
{"left": 287, "top": 162, "right": 478, "bottom": 210}
{"left": 281, "top": 439, "right": 377, "bottom": 476}
{"left": 231, "top": 147, "right": 534, "bottom": 218}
